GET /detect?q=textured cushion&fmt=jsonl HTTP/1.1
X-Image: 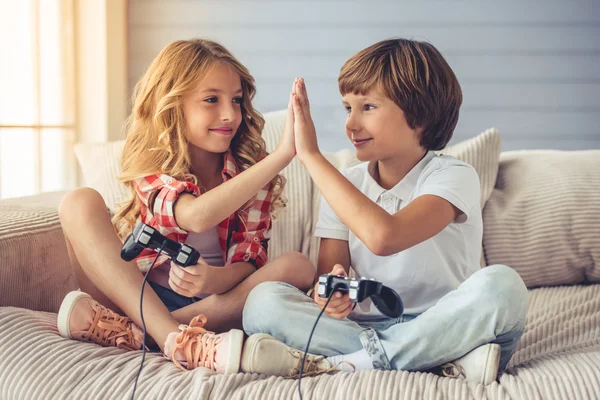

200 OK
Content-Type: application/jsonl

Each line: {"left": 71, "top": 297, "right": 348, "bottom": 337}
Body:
{"left": 483, "top": 150, "right": 600, "bottom": 287}
{"left": 259, "top": 110, "right": 315, "bottom": 261}
{"left": 437, "top": 128, "right": 501, "bottom": 210}
{"left": 2, "top": 284, "right": 600, "bottom": 399}
{"left": 311, "top": 128, "right": 502, "bottom": 266}
{"left": 73, "top": 110, "right": 314, "bottom": 262}
{"left": 0, "top": 191, "right": 77, "bottom": 312}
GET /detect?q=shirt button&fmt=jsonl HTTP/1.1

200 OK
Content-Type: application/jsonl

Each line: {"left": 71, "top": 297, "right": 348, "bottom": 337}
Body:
{"left": 243, "top": 254, "right": 250, "bottom": 261}
{"left": 166, "top": 178, "right": 173, "bottom": 184}
{"left": 253, "top": 237, "right": 259, "bottom": 243}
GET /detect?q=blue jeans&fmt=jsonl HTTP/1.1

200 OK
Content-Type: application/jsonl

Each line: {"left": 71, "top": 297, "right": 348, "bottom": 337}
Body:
{"left": 243, "top": 264, "right": 528, "bottom": 372}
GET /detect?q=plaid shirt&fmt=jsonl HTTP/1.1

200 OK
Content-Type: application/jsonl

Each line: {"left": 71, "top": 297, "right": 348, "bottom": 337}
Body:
{"left": 131, "top": 151, "right": 272, "bottom": 272}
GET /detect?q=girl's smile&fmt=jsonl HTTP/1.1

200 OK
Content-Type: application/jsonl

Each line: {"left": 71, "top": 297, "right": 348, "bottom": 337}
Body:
{"left": 209, "top": 126, "right": 234, "bottom": 136}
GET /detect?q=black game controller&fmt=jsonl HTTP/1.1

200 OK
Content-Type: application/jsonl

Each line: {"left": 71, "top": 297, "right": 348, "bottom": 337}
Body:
{"left": 120, "top": 222, "right": 200, "bottom": 267}
{"left": 317, "top": 274, "right": 404, "bottom": 318}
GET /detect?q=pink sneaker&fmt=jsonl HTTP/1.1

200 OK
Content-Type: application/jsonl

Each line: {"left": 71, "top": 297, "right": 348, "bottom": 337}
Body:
{"left": 163, "top": 315, "right": 243, "bottom": 374}
{"left": 57, "top": 291, "right": 144, "bottom": 351}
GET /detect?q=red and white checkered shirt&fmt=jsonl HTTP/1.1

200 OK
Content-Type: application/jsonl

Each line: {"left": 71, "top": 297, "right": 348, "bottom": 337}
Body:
{"left": 131, "top": 151, "right": 273, "bottom": 272}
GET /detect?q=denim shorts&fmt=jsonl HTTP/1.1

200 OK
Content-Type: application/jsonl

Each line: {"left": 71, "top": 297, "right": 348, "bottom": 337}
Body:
{"left": 148, "top": 281, "right": 201, "bottom": 312}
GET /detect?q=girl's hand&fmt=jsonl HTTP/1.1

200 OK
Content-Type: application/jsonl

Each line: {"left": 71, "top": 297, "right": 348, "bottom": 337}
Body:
{"left": 313, "top": 263, "right": 354, "bottom": 319}
{"left": 168, "top": 257, "right": 215, "bottom": 298}
{"left": 275, "top": 80, "right": 297, "bottom": 161}
{"left": 292, "top": 78, "right": 321, "bottom": 164}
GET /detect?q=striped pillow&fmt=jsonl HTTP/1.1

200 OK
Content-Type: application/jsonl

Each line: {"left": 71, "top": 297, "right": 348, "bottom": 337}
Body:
{"left": 260, "top": 110, "right": 315, "bottom": 261}
{"left": 437, "top": 128, "right": 501, "bottom": 211}
{"left": 483, "top": 150, "right": 600, "bottom": 287}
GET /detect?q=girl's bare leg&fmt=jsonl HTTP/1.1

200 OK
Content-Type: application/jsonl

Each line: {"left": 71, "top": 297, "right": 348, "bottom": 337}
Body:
{"left": 59, "top": 187, "right": 180, "bottom": 350}
{"left": 172, "top": 252, "right": 315, "bottom": 332}
{"left": 61, "top": 188, "right": 316, "bottom": 336}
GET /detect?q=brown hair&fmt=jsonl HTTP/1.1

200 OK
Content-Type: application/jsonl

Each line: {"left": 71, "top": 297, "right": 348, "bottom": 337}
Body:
{"left": 112, "top": 39, "right": 286, "bottom": 240}
{"left": 338, "top": 38, "right": 462, "bottom": 150}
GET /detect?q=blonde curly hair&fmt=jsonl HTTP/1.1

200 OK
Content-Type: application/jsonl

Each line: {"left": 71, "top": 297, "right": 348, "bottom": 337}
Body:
{"left": 112, "top": 39, "right": 286, "bottom": 240}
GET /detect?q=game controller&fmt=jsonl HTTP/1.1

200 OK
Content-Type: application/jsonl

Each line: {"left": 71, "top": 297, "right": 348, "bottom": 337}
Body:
{"left": 120, "top": 222, "right": 200, "bottom": 267}
{"left": 317, "top": 274, "right": 404, "bottom": 318}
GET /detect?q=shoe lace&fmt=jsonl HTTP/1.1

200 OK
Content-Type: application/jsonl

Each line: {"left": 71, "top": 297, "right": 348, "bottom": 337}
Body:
{"left": 84, "top": 302, "right": 144, "bottom": 351}
{"left": 441, "top": 362, "right": 465, "bottom": 379}
{"left": 171, "top": 315, "right": 222, "bottom": 371}
{"left": 288, "top": 350, "right": 355, "bottom": 378}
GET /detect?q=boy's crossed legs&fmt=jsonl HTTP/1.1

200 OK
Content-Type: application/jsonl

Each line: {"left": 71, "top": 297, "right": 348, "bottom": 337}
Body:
{"left": 242, "top": 264, "right": 528, "bottom": 384}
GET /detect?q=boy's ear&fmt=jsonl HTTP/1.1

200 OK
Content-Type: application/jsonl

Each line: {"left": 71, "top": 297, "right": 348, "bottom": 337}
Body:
{"left": 412, "top": 127, "right": 424, "bottom": 143}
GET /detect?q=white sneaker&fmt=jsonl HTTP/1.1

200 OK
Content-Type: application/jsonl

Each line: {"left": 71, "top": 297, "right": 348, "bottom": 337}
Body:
{"left": 241, "top": 333, "right": 346, "bottom": 377}
{"left": 441, "top": 344, "right": 501, "bottom": 385}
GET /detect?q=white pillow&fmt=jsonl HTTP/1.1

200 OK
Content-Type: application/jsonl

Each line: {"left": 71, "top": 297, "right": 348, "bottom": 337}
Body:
{"left": 74, "top": 140, "right": 127, "bottom": 212}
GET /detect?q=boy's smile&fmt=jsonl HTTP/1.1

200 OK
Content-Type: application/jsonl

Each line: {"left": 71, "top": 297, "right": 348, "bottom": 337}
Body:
{"left": 209, "top": 125, "right": 234, "bottom": 136}
{"left": 351, "top": 137, "right": 373, "bottom": 147}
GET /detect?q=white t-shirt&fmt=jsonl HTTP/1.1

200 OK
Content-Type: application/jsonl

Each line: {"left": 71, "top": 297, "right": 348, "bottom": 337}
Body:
{"left": 314, "top": 151, "right": 482, "bottom": 319}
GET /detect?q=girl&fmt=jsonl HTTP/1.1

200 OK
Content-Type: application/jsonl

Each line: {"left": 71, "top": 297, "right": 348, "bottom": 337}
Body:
{"left": 56, "top": 39, "right": 314, "bottom": 374}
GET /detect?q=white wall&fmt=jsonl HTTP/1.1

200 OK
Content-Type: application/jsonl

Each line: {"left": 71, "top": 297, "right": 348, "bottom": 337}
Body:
{"left": 128, "top": 0, "right": 600, "bottom": 152}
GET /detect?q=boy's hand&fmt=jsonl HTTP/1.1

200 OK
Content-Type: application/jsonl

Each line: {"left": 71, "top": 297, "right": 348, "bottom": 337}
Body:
{"left": 276, "top": 80, "right": 297, "bottom": 161}
{"left": 292, "top": 78, "right": 321, "bottom": 163}
{"left": 169, "top": 257, "right": 215, "bottom": 297}
{"left": 313, "top": 264, "right": 354, "bottom": 319}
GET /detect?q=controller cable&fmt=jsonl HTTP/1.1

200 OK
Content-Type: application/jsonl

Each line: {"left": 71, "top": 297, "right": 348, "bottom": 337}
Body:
{"left": 131, "top": 241, "right": 166, "bottom": 400}
{"left": 297, "top": 289, "right": 336, "bottom": 400}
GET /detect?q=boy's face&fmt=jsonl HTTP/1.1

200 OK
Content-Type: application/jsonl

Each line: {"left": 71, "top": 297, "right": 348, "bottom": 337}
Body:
{"left": 182, "top": 62, "right": 243, "bottom": 154}
{"left": 342, "top": 88, "right": 422, "bottom": 162}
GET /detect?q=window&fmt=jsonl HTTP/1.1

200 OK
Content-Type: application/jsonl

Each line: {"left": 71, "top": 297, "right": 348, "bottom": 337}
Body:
{"left": 0, "top": 0, "right": 76, "bottom": 199}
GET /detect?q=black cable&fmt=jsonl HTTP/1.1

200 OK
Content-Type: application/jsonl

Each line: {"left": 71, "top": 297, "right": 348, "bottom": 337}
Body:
{"left": 297, "top": 290, "right": 336, "bottom": 400}
{"left": 131, "top": 241, "right": 167, "bottom": 400}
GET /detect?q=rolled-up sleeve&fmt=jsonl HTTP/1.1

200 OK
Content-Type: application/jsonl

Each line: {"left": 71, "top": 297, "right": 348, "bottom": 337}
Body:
{"left": 133, "top": 174, "right": 200, "bottom": 236}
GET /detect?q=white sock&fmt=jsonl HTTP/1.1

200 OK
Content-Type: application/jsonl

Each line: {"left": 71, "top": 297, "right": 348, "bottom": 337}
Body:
{"left": 327, "top": 349, "right": 374, "bottom": 372}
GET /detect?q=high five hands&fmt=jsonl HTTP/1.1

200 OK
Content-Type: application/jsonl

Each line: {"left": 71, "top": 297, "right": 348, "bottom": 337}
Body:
{"left": 289, "top": 77, "right": 321, "bottom": 164}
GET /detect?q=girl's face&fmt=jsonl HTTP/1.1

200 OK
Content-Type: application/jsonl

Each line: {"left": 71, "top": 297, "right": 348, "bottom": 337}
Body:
{"left": 182, "top": 62, "right": 243, "bottom": 154}
{"left": 342, "top": 88, "right": 424, "bottom": 162}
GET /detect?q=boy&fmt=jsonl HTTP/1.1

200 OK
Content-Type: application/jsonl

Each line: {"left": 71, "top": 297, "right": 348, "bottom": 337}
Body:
{"left": 240, "top": 39, "right": 528, "bottom": 385}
